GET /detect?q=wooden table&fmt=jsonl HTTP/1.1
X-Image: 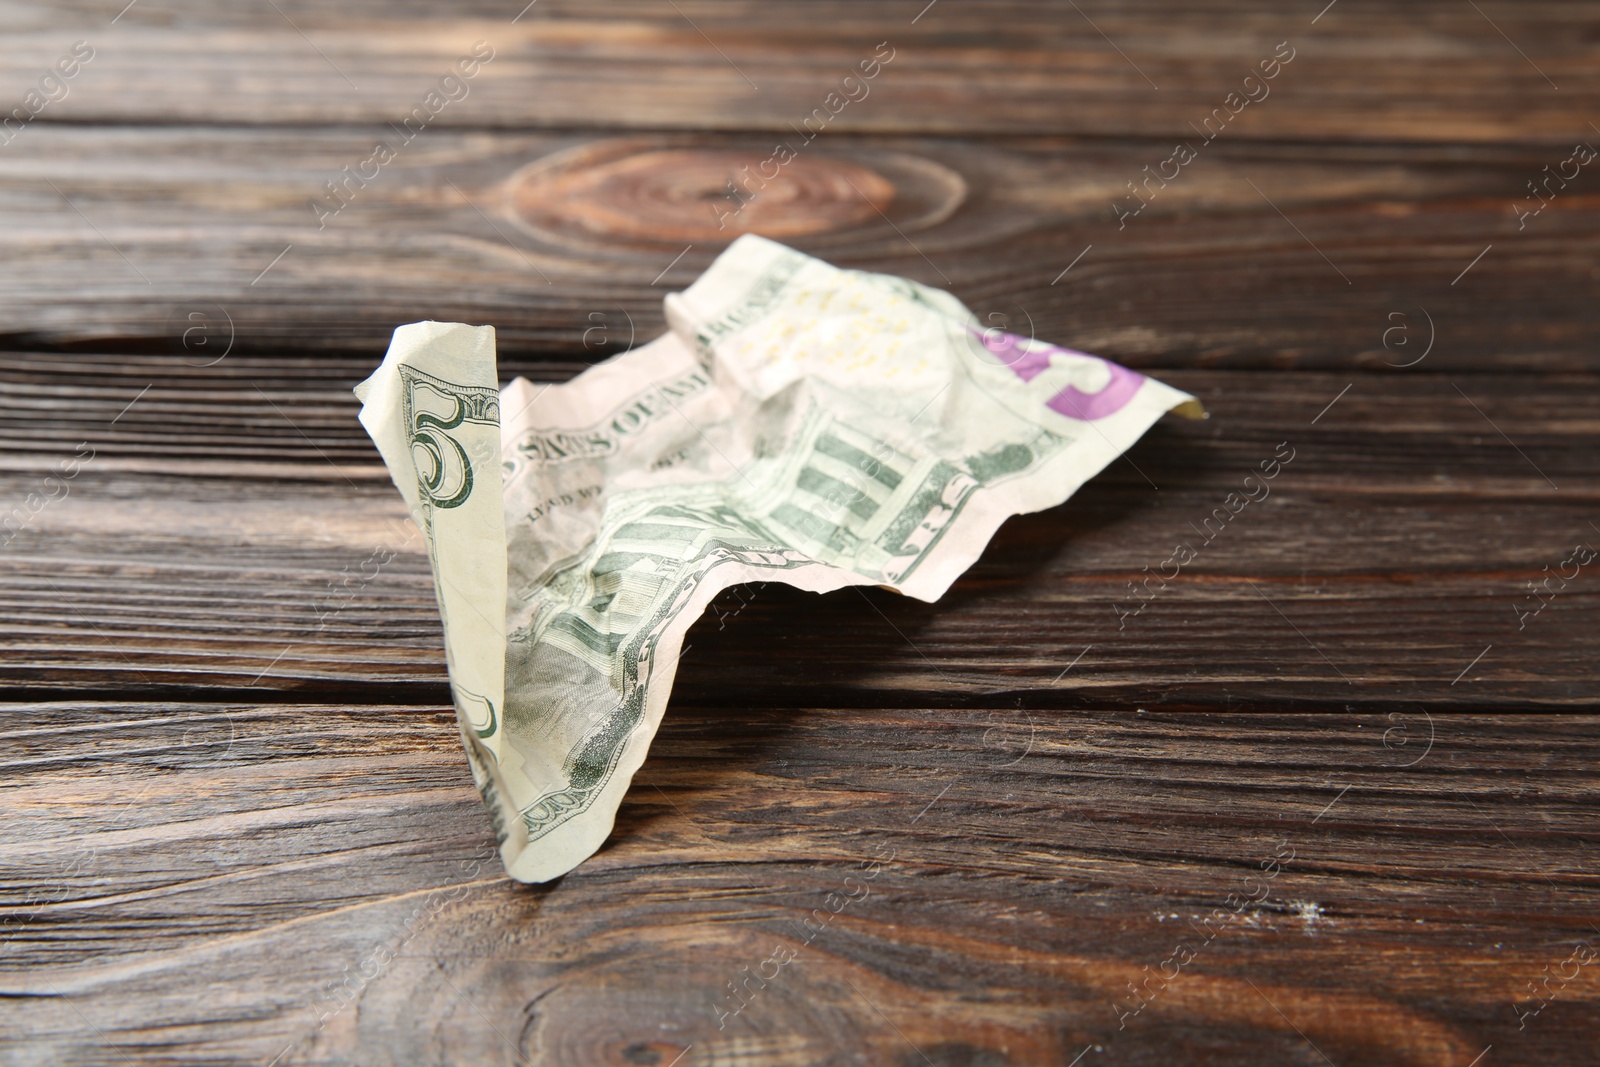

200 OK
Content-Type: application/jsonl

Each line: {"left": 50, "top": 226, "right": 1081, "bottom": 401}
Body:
{"left": 3, "top": 3, "right": 1598, "bottom": 1064}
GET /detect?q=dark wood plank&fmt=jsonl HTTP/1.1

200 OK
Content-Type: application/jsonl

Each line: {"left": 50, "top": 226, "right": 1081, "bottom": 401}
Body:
{"left": 2, "top": 130, "right": 1597, "bottom": 365}
{"left": 2, "top": 1, "right": 1595, "bottom": 140}
{"left": 3, "top": 356, "right": 1596, "bottom": 707}
{"left": 2, "top": 700, "right": 1596, "bottom": 1064}
{"left": 5, "top": 3, "right": 1599, "bottom": 1062}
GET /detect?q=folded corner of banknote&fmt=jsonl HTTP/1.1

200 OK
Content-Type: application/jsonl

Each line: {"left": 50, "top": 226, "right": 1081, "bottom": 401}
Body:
{"left": 356, "top": 235, "right": 1201, "bottom": 882}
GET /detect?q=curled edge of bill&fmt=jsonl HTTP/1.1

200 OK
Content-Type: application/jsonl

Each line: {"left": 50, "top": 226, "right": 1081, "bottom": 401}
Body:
{"left": 357, "top": 315, "right": 1204, "bottom": 885}
{"left": 354, "top": 320, "right": 523, "bottom": 880}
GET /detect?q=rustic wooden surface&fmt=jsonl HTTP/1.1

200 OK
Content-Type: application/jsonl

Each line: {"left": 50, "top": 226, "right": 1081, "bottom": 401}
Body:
{"left": 3, "top": 1, "right": 1599, "bottom": 1064}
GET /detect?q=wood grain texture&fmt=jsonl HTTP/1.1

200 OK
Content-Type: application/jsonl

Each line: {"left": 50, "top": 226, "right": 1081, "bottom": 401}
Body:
{"left": 1, "top": 357, "right": 1596, "bottom": 708}
{"left": 3, "top": 700, "right": 1598, "bottom": 1065}
{"left": 1, "top": 1, "right": 1595, "bottom": 140}
{"left": 2, "top": 129, "right": 1598, "bottom": 364}
{"left": 5, "top": 0, "right": 1600, "bottom": 1063}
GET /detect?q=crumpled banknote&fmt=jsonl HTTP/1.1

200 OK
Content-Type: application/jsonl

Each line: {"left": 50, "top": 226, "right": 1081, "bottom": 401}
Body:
{"left": 356, "top": 235, "right": 1202, "bottom": 882}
